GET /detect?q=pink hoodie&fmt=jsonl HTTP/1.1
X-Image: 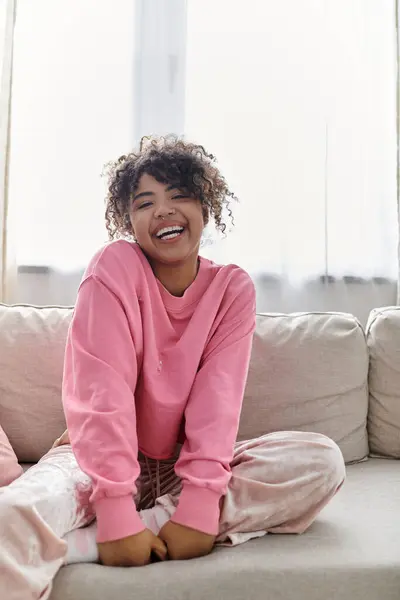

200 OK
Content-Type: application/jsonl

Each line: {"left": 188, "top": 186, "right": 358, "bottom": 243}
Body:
{"left": 62, "top": 241, "right": 256, "bottom": 543}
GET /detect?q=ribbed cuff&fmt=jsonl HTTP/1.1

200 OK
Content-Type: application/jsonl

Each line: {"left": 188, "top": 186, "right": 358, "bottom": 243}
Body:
{"left": 94, "top": 495, "right": 145, "bottom": 543}
{"left": 171, "top": 484, "right": 222, "bottom": 536}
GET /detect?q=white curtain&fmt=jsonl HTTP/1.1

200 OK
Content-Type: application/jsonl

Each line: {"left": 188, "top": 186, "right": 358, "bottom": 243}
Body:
{"left": 8, "top": 0, "right": 136, "bottom": 271}
{"left": 185, "top": 0, "right": 398, "bottom": 323}
{"left": 0, "top": 0, "right": 17, "bottom": 302}
{"left": 3, "top": 0, "right": 399, "bottom": 322}
{"left": 397, "top": 0, "right": 400, "bottom": 303}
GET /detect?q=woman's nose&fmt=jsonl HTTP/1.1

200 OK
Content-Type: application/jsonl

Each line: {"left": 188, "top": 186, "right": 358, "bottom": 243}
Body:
{"left": 154, "top": 202, "right": 175, "bottom": 219}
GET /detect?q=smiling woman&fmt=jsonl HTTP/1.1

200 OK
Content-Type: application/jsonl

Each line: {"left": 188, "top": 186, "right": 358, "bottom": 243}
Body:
{"left": 104, "top": 135, "right": 235, "bottom": 241}
{"left": 129, "top": 174, "right": 204, "bottom": 294}
{"left": 103, "top": 136, "right": 236, "bottom": 296}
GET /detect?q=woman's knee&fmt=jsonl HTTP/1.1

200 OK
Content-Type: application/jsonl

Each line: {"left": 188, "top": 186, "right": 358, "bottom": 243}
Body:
{"left": 310, "top": 432, "right": 346, "bottom": 490}
{"left": 0, "top": 462, "right": 23, "bottom": 488}
{"left": 0, "top": 488, "right": 24, "bottom": 524}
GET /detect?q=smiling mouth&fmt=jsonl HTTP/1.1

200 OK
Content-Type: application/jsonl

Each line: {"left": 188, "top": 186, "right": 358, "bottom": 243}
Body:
{"left": 155, "top": 226, "right": 185, "bottom": 241}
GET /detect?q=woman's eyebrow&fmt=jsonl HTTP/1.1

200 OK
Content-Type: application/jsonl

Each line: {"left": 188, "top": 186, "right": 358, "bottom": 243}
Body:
{"left": 133, "top": 190, "right": 154, "bottom": 201}
{"left": 133, "top": 185, "right": 182, "bottom": 201}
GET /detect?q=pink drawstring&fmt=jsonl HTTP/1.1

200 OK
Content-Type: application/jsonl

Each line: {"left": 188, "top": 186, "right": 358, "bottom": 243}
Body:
{"left": 144, "top": 455, "right": 161, "bottom": 504}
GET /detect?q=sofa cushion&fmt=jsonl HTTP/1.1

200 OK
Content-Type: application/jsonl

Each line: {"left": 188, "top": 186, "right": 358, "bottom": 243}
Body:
{"left": 367, "top": 306, "right": 400, "bottom": 458}
{"left": 0, "top": 305, "right": 369, "bottom": 464}
{"left": 50, "top": 459, "right": 400, "bottom": 600}
{"left": 0, "top": 304, "right": 72, "bottom": 462}
{"left": 238, "top": 312, "right": 369, "bottom": 463}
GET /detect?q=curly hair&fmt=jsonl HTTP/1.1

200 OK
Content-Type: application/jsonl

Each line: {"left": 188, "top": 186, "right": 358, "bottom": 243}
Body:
{"left": 103, "top": 135, "right": 236, "bottom": 240}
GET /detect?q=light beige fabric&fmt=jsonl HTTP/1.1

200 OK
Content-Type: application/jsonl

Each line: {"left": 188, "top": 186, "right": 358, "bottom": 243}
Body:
{"left": 0, "top": 305, "right": 370, "bottom": 464}
{"left": 238, "top": 312, "right": 369, "bottom": 463}
{"left": 0, "top": 304, "right": 72, "bottom": 462}
{"left": 49, "top": 459, "right": 400, "bottom": 600}
{"left": 367, "top": 306, "right": 400, "bottom": 458}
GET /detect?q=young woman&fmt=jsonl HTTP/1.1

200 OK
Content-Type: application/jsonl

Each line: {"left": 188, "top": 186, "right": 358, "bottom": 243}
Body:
{"left": 0, "top": 136, "right": 345, "bottom": 598}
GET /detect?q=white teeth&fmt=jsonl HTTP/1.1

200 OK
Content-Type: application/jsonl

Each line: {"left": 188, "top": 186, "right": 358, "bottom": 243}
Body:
{"left": 156, "top": 226, "right": 184, "bottom": 239}
{"left": 162, "top": 232, "right": 181, "bottom": 240}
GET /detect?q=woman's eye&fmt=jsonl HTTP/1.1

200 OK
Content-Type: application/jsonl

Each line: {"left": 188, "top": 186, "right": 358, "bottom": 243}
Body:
{"left": 172, "top": 194, "right": 188, "bottom": 200}
{"left": 138, "top": 201, "right": 152, "bottom": 209}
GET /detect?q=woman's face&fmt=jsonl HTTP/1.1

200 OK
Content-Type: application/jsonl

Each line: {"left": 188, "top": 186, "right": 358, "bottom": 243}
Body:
{"left": 130, "top": 174, "right": 206, "bottom": 265}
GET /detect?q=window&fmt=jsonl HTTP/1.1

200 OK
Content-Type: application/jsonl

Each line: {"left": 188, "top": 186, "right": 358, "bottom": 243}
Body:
{"left": 185, "top": 0, "right": 398, "bottom": 281}
{"left": 9, "top": 0, "right": 136, "bottom": 269}
{"left": 6, "top": 0, "right": 398, "bottom": 316}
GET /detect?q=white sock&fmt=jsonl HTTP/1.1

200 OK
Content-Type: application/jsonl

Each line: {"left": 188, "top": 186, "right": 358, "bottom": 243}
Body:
{"left": 62, "top": 505, "right": 171, "bottom": 565}
{"left": 140, "top": 504, "right": 170, "bottom": 535}
{"left": 63, "top": 522, "right": 99, "bottom": 564}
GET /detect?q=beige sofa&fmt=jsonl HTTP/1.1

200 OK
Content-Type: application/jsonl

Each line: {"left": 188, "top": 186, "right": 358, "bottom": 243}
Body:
{"left": 0, "top": 304, "right": 399, "bottom": 600}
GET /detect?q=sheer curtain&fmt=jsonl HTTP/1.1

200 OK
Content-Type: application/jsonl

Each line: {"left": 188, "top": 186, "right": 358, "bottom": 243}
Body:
{"left": 0, "top": 0, "right": 17, "bottom": 302}
{"left": 8, "top": 0, "right": 136, "bottom": 271}
{"left": 7, "top": 0, "right": 186, "bottom": 305}
{"left": 3, "top": 0, "right": 399, "bottom": 321}
{"left": 185, "top": 0, "right": 398, "bottom": 322}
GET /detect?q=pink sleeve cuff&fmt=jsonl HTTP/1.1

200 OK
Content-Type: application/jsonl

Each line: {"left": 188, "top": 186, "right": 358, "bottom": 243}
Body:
{"left": 94, "top": 495, "right": 145, "bottom": 543}
{"left": 171, "top": 483, "right": 222, "bottom": 536}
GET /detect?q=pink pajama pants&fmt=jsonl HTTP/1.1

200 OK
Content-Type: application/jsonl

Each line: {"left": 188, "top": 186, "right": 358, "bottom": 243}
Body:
{"left": 0, "top": 431, "right": 345, "bottom": 600}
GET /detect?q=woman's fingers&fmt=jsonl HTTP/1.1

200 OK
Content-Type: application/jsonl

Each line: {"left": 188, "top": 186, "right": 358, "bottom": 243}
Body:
{"left": 52, "top": 430, "right": 70, "bottom": 449}
{"left": 152, "top": 535, "right": 168, "bottom": 561}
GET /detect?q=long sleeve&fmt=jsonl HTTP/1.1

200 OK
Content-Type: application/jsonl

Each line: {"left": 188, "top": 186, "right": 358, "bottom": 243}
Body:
{"left": 62, "top": 274, "right": 145, "bottom": 543}
{"left": 171, "top": 276, "right": 256, "bottom": 535}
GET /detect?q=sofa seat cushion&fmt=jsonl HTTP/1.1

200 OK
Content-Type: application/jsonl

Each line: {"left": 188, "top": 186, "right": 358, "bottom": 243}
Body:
{"left": 50, "top": 458, "right": 400, "bottom": 600}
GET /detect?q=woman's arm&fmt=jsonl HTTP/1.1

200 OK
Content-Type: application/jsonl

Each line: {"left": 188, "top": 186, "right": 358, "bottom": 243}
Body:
{"left": 171, "top": 273, "right": 256, "bottom": 536}
{"left": 63, "top": 274, "right": 145, "bottom": 543}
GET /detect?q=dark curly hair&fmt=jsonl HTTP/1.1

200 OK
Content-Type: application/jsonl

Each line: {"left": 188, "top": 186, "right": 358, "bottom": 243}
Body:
{"left": 103, "top": 135, "right": 236, "bottom": 240}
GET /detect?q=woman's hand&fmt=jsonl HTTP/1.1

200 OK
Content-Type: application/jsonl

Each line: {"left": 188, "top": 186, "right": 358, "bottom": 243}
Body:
{"left": 52, "top": 429, "right": 70, "bottom": 448}
{"left": 98, "top": 529, "right": 168, "bottom": 567}
{"left": 159, "top": 521, "right": 215, "bottom": 561}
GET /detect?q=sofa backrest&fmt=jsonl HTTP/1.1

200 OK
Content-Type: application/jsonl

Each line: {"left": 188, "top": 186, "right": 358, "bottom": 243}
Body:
{"left": 239, "top": 312, "right": 369, "bottom": 464}
{"left": 367, "top": 307, "right": 400, "bottom": 458}
{"left": 0, "top": 305, "right": 71, "bottom": 462}
{"left": 0, "top": 303, "right": 397, "bottom": 464}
